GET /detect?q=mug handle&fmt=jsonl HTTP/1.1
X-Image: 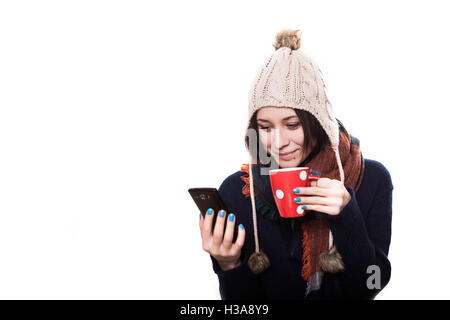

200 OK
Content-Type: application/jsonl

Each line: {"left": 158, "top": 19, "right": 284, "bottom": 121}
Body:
{"left": 308, "top": 175, "right": 321, "bottom": 186}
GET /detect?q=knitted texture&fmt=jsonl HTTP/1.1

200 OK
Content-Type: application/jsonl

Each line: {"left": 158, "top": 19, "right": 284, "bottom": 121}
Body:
{"left": 248, "top": 42, "right": 339, "bottom": 149}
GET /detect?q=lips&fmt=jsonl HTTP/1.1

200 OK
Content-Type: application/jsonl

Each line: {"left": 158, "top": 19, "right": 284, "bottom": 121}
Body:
{"left": 276, "top": 149, "right": 299, "bottom": 161}
{"left": 279, "top": 150, "right": 297, "bottom": 156}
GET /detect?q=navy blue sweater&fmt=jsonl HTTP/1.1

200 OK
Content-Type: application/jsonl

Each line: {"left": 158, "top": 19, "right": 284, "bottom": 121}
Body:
{"left": 210, "top": 159, "right": 393, "bottom": 300}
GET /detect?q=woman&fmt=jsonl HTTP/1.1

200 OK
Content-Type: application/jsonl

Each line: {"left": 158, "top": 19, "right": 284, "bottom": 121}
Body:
{"left": 199, "top": 29, "right": 393, "bottom": 299}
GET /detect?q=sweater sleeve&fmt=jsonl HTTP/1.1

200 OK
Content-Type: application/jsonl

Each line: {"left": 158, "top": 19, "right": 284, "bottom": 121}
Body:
{"left": 318, "top": 169, "right": 393, "bottom": 299}
{"left": 209, "top": 255, "right": 263, "bottom": 299}
{"left": 207, "top": 172, "right": 263, "bottom": 300}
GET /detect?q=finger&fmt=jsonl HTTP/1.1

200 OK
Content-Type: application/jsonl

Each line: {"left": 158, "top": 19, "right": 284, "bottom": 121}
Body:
{"left": 199, "top": 212, "right": 203, "bottom": 230}
{"left": 317, "top": 177, "right": 333, "bottom": 187}
{"left": 293, "top": 196, "right": 333, "bottom": 206}
{"left": 293, "top": 186, "right": 329, "bottom": 196}
{"left": 212, "top": 209, "right": 227, "bottom": 245}
{"left": 232, "top": 224, "right": 246, "bottom": 250}
{"left": 302, "top": 204, "right": 341, "bottom": 216}
{"left": 222, "top": 213, "right": 236, "bottom": 249}
{"left": 202, "top": 208, "right": 215, "bottom": 238}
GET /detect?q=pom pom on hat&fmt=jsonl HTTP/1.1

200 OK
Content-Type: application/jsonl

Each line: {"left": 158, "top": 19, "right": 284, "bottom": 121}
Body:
{"left": 273, "top": 29, "right": 302, "bottom": 51}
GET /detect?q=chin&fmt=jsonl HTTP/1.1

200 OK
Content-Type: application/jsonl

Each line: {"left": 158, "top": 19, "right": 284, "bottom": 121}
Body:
{"left": 269, "top": 150, "right": 304, "bottom": 168}
{"left": 278, "top": 159, "right": 302, "bottom": 169}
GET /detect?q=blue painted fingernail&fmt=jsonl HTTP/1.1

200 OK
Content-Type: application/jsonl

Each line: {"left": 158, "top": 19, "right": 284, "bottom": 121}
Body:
{"left": 239, "top": 224, "right": 244, "bottom": 230}
{"left": 294, "top": 197, "right": 301, "bottom": 203}
{"left": 301, "top": 205, "right": 307, "bottom": 210}
{"left": 293, "top": 188, "right": 300, "bottom": 194}
{"left": 229, "top": 214, "right": 234, "bottom": 222}
{"left": 207, "top": 208, "right": 213, "bottom": 215}
{"left": 219, "top": 210, "right": 225, "bottom": 218}
{"left": 199, "top": 213, "right": 202, "bottom": 220}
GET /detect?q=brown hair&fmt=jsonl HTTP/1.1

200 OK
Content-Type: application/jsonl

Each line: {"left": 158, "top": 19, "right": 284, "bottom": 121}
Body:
{"left": 244, "top": 108, "right": 329, "bottom": 166}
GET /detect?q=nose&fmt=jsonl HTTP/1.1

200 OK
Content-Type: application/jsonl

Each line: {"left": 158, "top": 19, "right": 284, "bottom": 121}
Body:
{"left": 271, "top": 127, "right": 290, "bottom": 150}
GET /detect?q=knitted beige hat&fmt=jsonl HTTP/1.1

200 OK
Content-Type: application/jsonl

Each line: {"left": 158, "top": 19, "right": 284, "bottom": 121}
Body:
{"left": 246, "top": 29, "right": 345, "bottom": 275}
{"left": 249, "top": 29, "right": 342, "bottom": 165}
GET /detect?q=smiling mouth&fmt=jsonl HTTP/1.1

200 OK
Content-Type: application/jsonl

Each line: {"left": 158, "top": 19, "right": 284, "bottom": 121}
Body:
{"left": 278, "top": 149, "right": 299, "bottom": 156}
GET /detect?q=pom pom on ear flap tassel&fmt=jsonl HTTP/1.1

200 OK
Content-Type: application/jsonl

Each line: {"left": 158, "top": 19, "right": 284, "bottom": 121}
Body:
{"left": 319, "top": 245, "right": 345, "bottom": 273}
{"left": 248, "top": 251, "right": 270, "bottom": 275}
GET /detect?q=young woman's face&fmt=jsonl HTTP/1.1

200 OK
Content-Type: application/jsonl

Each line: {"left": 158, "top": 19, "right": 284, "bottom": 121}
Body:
{"left": 256, "top": 106, "right": 312, "bottom": 168}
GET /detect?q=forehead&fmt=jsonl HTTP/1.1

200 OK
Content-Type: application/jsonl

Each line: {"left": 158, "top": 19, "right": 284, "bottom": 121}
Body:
{"left": 256, "top": 106, "right": 298, "bottom": 121}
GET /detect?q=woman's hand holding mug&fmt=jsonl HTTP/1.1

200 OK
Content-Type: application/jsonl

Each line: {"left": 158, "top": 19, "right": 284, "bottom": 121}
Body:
{"left": 199, "top": 208, "right": 246, "bottom": 271}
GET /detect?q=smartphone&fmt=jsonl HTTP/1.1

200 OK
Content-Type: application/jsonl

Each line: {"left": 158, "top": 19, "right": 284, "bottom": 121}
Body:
{"left": 188, "top": 187, "right": 238, "bottom": 240}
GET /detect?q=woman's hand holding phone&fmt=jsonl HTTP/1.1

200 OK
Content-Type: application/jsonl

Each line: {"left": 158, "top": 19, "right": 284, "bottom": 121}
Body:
{"left": 199, "top": 208, "right": 246, "bottom": 272}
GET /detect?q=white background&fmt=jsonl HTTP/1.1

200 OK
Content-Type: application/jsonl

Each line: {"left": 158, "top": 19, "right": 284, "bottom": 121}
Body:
{"left": 0, "top": 0, "right": 449, "bottom": 299}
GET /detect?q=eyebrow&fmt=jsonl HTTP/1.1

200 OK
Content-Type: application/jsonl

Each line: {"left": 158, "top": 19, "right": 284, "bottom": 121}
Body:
{"left": 257, "top": 116, "right": 299, "bottom": 123}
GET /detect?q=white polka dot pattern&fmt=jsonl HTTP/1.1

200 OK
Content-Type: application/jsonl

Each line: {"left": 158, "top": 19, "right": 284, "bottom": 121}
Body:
{"left": 276, "top": 189, "right": 284, "bottom": 199}
{"left": 299, "top": 170, "right": 307, "bottom": 181}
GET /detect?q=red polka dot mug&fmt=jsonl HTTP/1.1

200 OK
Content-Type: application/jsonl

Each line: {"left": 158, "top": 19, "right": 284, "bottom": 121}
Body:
{"left": 269, "top": 167, "right": 320, "bottom": 218}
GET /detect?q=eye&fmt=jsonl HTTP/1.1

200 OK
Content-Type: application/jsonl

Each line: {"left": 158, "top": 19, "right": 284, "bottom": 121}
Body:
{"left": 258, "top": 125, "right": 271, "bottom": 132}
{"left": 287, "top": 122, "right": 300, "bottom": 129}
